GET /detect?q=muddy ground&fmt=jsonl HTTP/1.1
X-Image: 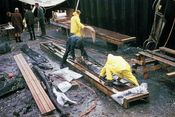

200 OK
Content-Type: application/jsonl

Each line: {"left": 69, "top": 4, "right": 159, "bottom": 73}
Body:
{"left": 0, "top": 25, "right": 175, "bottom": 117}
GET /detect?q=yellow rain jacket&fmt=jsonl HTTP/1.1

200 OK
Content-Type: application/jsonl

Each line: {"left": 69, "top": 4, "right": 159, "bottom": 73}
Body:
{"left": 70, "top": 12, "right": 85, "bottom": 37}
{"left": 100, "top": 54, "right": 139, "bottom": 86}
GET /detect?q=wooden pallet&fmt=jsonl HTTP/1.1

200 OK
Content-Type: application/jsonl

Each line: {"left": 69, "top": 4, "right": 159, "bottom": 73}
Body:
{"left": 14, "top": 54, "right": 55, "bottom": 115}
{"left": 40, "top": 41, "right": 149, "bottom": 108}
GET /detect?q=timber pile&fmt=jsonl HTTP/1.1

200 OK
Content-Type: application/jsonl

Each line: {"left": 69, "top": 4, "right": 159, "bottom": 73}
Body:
{"left": 132, "top": 47, "right": 175, "bottom": 79}
{"left": 40, "top": 41, "right": 149, "bottom": 108}
{"left": 14, "top": 54, "right": 55, "bottom": 115}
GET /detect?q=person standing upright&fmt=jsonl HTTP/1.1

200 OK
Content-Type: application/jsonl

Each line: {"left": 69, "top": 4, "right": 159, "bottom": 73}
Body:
{"left": 35, "top": 3, "right": 46, "bottom": 36}
{"left": 24, "top": 6, "right": 36, "bottom": 40}
{"left": 60, "top": 10, "right": 88, "bottom": 68}
{"left": 7, "top": 8, "right": 23, "bottom": 42}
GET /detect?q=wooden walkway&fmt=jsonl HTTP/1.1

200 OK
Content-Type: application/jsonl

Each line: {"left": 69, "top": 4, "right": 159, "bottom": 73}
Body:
{"left": 40, "top": 41, "right": 149, "bottom": 108}
{"left": 14, "top": 54, "right": 55, "bottom": 115}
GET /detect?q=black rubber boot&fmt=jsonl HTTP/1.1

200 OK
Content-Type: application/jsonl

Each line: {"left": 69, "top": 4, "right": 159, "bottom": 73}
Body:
{"left": 18, "top": 37, "right": 22, "bottom": 42}
{"left": 29, "top": 33, "right": 33, "bottom": 40}
{"left": 15, "top": 37, "right": 18, "bottom": 42}
{"left": 33, "top": 34, "right": 36, "bottom": 40}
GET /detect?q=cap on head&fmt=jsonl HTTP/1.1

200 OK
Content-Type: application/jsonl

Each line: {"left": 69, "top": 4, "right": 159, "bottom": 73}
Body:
{"left": 35, "top": 3, "right": 39, "bottom": 7}
{"left": 15, "top": 8, "right": 19, "bottom": 12}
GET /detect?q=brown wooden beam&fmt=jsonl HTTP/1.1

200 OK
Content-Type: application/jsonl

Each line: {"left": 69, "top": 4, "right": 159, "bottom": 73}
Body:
{"left": 139, "top": 51, "right": 175, "bottom": 67}
{"left": 159, "top": 47, "right": 175, "bottom": 55}
{"left": 14, "top": 54, "right": 55, "bottom": 115}
{"left": 167, "top": 72, "right": 175, "bottom": 77}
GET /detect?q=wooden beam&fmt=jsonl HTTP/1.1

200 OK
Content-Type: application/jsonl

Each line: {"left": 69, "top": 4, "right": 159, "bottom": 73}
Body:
{"left": 14, "top": 54, "right": 55, "bottom": 115}
{"left": 167, "top": 72, "right": 175, "bottom": 77}
{"left": 159, "top": 47, "right": 175, "bottom": 55}
{"left": 139, "top": 51, "right": 175, "bottom": 67}
{"left": 123, "top": 93, "right": 149, "bottom": 108}
{"left": 146, "top": 50, "right": 175, "bottom": 62}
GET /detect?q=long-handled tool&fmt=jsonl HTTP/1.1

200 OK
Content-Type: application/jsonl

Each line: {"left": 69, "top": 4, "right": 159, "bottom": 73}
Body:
{"left": 143, "top": 0, "right": 166, "bottom": 50}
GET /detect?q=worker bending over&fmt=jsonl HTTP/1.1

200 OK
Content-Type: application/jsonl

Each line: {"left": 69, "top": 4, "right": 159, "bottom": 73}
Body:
{"left": 99, "top": 54, "right": 139, "bottom": 87}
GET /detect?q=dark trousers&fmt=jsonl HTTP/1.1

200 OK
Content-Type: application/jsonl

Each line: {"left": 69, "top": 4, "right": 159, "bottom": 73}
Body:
{"left": 61, "top": 38, "right": 88, "bottom": 66}
{"left": 27, "top": 24, "right": 36, "bottom": 40}
{"left": 39, "top": 19, "right": 46, "bottom": 35}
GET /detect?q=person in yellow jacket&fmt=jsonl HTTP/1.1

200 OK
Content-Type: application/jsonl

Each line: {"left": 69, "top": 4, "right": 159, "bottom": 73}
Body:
{"left": 70, "top": 10, "right": 85, "bottom": 37}
{"left": 99, "top": 54, "right": 139, "bottom": 87}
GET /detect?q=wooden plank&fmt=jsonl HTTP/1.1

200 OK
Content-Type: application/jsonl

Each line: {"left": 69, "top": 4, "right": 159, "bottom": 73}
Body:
{"left": 146, "top": 50, "right": 175, "bottom": 62}
{"left": 14, "top": 55, "right": 46, "bottom": 114}
{"left": 167, "top": 72, "right": 175, "bottom": 77}
{"left": 123, "top": 93, "right": 149, "bottom": 108}
{"left": 139, "top": 51, "right": 175, "bottom": 67}
{"left": 17, "top": 54, "right": 55, "bottom": 113}
{"left": 159, "top": 47, "right": 175, "bottom": 55}
{"left": 14, "top": 54, "right": 55, "bottom": 114}
{"left": 121, "top": 37, "right": 136, "bottom": 42}
{"left": 144, "top": 64, "right": 162, "bottom": 72}
{"left": 15, "top": 54, "right": 53, "bottom": 114}
{"left": 18, "top": 54, "right": 55, "bottom": 111}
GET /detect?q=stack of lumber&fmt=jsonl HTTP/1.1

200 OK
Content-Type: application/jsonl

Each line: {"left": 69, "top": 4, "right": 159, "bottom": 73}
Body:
{"left": 14, "top": 54, "right": 55, "bottom": 115}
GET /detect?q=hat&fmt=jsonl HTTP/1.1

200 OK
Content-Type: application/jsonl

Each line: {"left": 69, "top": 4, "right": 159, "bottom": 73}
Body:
{"left": 15, "top": 8, "right": 19, "bottom": 11}
{"left": 35, "top": 3, "right": 39, "bottom": 6}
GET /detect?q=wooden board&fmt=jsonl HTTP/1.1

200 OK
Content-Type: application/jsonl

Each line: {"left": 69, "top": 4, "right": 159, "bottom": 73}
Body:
{"left": 159, "top": 47, "right": 175, "bottom": 55}
{"left": 146, "top": 50, "right": 175, "bottom": 62}
{"left": 167, "top": 72, "right": 175, "bottom": 77}
{"left": 139, "top": 51, "right": 175, "bottom": 67}
{"left": 40, "top": 42, "right": 149, "bottom": 108}
{"left": 93, "top": 26, "right": 136, "bottom": 45}
{"left": 14, "top": 54, "right": 55, "bottom": 115}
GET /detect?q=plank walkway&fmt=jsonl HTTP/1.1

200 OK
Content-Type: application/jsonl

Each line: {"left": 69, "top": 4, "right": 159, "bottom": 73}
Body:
{"left": 14, "top": 54, "right": 55, "bottom": 115}
{"left": 40, "top": 42, "right": 149, "bottom": 108}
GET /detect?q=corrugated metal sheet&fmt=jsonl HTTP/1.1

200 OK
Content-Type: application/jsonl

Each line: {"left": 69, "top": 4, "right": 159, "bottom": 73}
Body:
{"left": 79, "top": 0, "right": 154, "bottom": 43}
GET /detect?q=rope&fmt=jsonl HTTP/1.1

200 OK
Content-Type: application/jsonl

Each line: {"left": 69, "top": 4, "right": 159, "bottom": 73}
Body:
{"left": 163, "top": 17, "right": 175, "bottom": 47}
